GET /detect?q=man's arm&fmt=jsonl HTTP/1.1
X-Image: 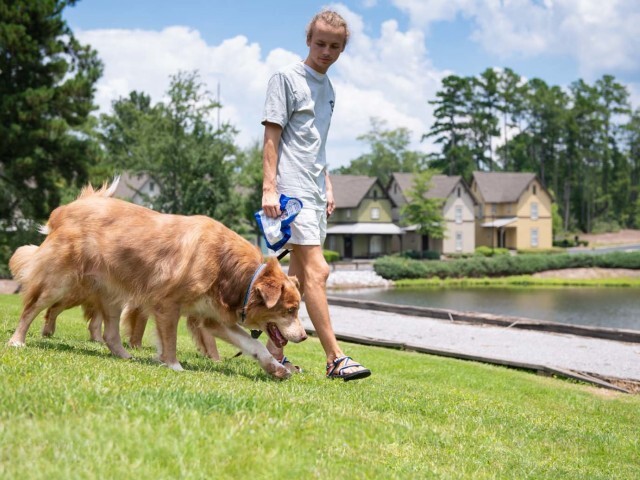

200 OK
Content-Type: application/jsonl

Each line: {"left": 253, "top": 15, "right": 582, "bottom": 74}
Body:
{"left": 262, "top": 122, "right": 283, "bottom": 218}
{"left": 325, "top": 170, "right": 335, "bottom": 217}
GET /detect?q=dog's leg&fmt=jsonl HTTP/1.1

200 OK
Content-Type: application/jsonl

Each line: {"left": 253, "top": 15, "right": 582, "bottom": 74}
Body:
{"left": 128, "top": 307, "right": 148, "bottom": 349}
{"left": 205, "top": 322, "right": 290, "bottom": 379}
{"left": 186, "top": 316, "right": 220, "bottom": 361}
{"left": 84, "top": 304, "right": 104, "bottom": 342}
{"left": 153, "top": 305, "right": 183, "bottom": 371}
{"left": 42, "top": 305, "right": 63, "bottom": 337}
{"left": 100, "top": 301, "right": 131, "bottom": 359}
{"left": 8, "top": 292, "right": 51, "bottom": 347}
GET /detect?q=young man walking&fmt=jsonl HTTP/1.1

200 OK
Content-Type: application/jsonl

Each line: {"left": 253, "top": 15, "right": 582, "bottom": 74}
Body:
{"left": 261, "top": 10, "right": 371, "bottom": 381}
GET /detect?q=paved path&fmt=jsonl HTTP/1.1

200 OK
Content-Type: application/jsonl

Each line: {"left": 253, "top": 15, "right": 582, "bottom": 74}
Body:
{"left": 300, "top": 303, "right": 640, "bottom": 382}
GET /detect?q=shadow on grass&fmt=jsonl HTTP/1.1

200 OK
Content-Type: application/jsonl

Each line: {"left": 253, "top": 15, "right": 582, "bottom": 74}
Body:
{"left": 18, "top": 336, "right": 280, "bottom": 382}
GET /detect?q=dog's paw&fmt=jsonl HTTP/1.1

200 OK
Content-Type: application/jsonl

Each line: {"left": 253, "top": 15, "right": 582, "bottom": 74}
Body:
{"left": 7, "top": 338, "right": 26, "bottom": 348}
{"left": 266, "top": 362, "right": 292, "bottom": 380}
{"left": 165, "top": 362, "right": 184, "bottom": 372}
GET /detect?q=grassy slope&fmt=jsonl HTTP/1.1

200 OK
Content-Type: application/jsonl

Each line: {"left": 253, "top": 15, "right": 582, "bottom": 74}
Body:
{"left": 1, "top": 294, "right": 639, "bottom": 479}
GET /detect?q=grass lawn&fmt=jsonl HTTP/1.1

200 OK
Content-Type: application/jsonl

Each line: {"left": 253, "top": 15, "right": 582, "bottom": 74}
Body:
{"left": 1, "top": 293, "right": 639, "bottom": 479}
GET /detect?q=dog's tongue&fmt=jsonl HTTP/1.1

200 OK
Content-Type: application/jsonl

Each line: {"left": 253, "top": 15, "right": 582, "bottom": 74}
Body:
{"left": 267, "top": 323, "right": 288, "bottom": 348}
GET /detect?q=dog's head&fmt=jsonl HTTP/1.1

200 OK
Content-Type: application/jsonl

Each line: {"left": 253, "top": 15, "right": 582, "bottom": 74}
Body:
{"left": 244, "top": 258, "right": 306, "bottom": 346}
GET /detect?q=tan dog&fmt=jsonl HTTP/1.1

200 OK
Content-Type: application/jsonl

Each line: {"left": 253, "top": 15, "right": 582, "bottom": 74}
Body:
{"left": 8, "top": 180, "right": 305, "bottom": 378}
{"left": 11, "top": 244, "right": 221, "bottom": 360}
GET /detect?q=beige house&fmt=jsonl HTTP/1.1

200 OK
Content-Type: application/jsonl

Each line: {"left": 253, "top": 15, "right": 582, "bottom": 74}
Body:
{"left": 326, "top": 175, "right": 403, "bottom": 258}
{"left": 388, "top": 173, "right": 477, "bottom": 254}
{"left": 471, "top": 171, "right": 553, "bottom": 250}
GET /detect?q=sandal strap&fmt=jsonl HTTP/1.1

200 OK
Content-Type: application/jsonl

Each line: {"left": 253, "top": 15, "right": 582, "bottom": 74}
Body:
{"left": 326, "top": 356, "right": 364, "bottom": 376}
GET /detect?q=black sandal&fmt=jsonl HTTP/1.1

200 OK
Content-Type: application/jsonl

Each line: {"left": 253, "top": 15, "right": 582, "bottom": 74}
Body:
{"left": 326, "top": 356, "right": 371, "bottom": 381}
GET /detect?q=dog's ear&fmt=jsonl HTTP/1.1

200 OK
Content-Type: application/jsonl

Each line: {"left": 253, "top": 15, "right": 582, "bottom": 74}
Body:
{"left": 255, "top": 282, "right": 282, "bottom": 309}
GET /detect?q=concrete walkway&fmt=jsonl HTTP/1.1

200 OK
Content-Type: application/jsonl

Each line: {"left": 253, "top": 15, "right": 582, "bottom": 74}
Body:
{"left": 299, "top": 303, "right": 640, "bottom": 386}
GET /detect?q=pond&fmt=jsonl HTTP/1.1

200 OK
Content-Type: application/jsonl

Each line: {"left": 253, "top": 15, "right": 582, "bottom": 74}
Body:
{"left": 332, "top": 286, "right": 640, "bottom": 331}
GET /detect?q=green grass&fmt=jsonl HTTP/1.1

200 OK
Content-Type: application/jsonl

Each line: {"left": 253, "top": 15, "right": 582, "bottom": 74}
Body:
{"left": 396, "top": 275, "right": 640, "bottom": 288}
{"left": 1, "top": 294, "right": 639, "bottom": 479}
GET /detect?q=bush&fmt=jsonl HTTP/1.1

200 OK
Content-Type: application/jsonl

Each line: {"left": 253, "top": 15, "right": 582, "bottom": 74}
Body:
{"left": 474, "top": 246, "right": 510, "bottom": 257}
{"left": 323, "top": 249, "right": 340, "bottom": 263}
{"left": 373, "top": 251, "right": 640, "bottom": 280}
{"left": 401, "top": 250, "right": 441, "bottom": 260}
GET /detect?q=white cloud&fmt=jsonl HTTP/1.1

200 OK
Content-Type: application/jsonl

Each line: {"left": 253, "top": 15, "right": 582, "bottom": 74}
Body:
{"left": 393, "top": 0, "right": 640, "bottom": 77}
{"left": 79, "top": 5, "right": 447, "bottom": 168}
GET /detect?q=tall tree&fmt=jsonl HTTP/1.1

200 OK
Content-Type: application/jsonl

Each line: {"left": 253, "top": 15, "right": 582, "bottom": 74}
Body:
{"left": 424, "top": 75, "right": 475, "bottom": 180}
{"left": 0, "top": 0, "right": 103, "bottom": 222}
{"left": 335, "top": 117, "right": 428, "bottom": 186}
{"left": 99, "top": 71, "right": 241, "bottom": 228}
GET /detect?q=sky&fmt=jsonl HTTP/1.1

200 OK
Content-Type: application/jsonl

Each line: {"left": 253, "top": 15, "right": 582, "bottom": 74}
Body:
{"left": 64, "top": 0, "right": 640, "bottom": 169}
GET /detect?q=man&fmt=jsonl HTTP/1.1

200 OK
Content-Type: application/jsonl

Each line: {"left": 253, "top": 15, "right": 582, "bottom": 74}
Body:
{"left": 261, "top": 10, "right": 371, "bottom": 381}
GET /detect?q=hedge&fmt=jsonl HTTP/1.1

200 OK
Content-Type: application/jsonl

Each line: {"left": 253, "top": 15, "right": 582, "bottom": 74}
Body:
{"left": 373, "top": 251, "right": 640, "bottom": 281}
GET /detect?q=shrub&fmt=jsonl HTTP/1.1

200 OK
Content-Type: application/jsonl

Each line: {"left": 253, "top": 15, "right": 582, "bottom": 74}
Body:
{"left": 373, "top": 251, "right": 640, "bottom": 280}
{"left": 401, "top": 250, "right": 441, "bottom": 260}
{"left": 323, "top": 249, "right": 340, "bottom": 263}
{"left": 474, "top": 246, "right": 510, "bottom": 257}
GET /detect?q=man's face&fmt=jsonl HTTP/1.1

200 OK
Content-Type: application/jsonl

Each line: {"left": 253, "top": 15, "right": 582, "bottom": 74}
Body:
{"left": 305, "top": 20, "right": 346, "bottom": 74}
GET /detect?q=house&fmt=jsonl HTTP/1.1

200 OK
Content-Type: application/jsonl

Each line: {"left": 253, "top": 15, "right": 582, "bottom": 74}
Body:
{"left": 325, "top": 175, "right": 403, "bottom": 259}
{"left": 387, "top": 173, "right": 477, "bottom": 254}
{"left": 112, "top": 171, "right": 158, "bottom": 207}
{"left": 471, "top": 171, "right": 553, "bottom": 250}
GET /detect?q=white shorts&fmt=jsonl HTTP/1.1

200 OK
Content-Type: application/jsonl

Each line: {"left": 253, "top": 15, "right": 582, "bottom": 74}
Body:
{"left": 288, "top": 207, "right": 326, "bottom": 246}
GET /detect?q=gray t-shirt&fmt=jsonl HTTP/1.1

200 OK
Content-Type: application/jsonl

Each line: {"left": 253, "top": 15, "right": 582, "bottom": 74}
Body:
{"left": 262, "top": 62, "right": 335, "bottom": 211}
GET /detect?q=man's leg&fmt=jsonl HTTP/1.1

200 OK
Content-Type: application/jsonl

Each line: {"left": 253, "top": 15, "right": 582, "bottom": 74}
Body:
{"left": 267, "top": 244, "right": 370, "bottom": 378}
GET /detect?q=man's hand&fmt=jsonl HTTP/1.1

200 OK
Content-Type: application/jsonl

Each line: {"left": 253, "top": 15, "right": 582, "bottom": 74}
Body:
{"left": 325, "top": 171, "right": 335, "bottom": 217}
{"left": 262, "top": 190, "right": 281, "bottom": 218}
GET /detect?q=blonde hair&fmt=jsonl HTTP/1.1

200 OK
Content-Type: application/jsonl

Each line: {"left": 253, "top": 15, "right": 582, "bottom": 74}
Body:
{"left": 306, "top": 10, "right": 350, "bottom": 48}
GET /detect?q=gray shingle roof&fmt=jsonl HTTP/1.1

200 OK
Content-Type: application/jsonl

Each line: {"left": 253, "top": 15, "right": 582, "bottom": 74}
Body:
{"left": 472, "top": 171, "right": 537, "bottom": 203}
{"left": 112, "top": 171, "right": 152, "bottom": 200}
{"left": 391, "top": 172, "right": 463, "bottom": 199}
{"left": 329, "top": 175, "right": 378, "bottom": 208}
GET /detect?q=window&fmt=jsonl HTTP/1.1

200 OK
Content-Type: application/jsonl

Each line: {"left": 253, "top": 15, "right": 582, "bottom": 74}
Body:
{"left": 149, "top": 181, "right": 155, "bottom": 192}
{"left": 371, "top": 207, "right": 380, "bottom": 220}
{"left": 455, "top": 232, "right": 463, "bottom": 252}
{"left": 346, "top": 209, "right": 351, "bottom": 219}
{"left": 373, "top": 189, "right": 378, "bottom": 199}
{"left": 457, "top": 187, "right": 461, "bottom": 198}
{"left": 531, "top": 228, "right": 539, "bottom": 248}
{"left": 455, "top": 206, "right": 463, "bottom": 224}
{"left": 533, "top": 185, "right": 537, "bottom": 194}
{"left": 531, "top": 202, "right": 539, "bottom": 220}
{"left": 491, "top": 204, "right": 497, "bottom": 215}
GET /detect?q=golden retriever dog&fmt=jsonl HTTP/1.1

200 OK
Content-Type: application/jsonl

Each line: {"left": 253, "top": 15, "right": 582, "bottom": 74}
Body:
{"left": 8, "top": 180, "right": 305, "bottom": 378}
{"left": 14, "top": 250, "right": 219, "bottom": 359}
{"left": 11, "top": 243, "right": 220, "bottom": 360}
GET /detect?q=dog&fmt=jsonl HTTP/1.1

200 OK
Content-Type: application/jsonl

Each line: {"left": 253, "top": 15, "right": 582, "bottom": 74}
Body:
{"left": 8, "top": 179, "right": 305, "bottom": 378}
{"left": 12, "top": 244, "right": 221, "bottom": 360}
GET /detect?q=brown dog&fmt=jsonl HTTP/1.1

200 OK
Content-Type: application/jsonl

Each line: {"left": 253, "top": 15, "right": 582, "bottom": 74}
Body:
{"left": 8, "top": 180, "right": 305, "bottom": 378}
{"left": 11, "top": 243, "right": 221, "bottom": 360}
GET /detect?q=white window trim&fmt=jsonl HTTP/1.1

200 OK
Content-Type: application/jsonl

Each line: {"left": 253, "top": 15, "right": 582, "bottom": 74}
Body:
{"left": 371, "top": 207, "right": 380, "bottom": 220}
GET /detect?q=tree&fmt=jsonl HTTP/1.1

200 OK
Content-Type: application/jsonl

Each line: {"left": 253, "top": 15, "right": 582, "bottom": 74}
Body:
{"left": 99, "top": 71, "right": 242, "bottom": 228}
{"left": 400, "top": 169, "right": 446, "bottom": 239}
{"left": 0, "top": 0, "right": 103, "bottom": 222}
{"left": 424, "top": 75, "right": 475, "bottom": 180}
{"left": 335, "top": 118, "right": 428, "bottom": 186}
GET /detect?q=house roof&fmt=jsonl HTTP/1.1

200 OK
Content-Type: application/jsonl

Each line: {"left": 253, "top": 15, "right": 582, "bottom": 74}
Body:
{"left": 391, "top": 172, "right": 467, "bottom": 200}
{"left": 330, "top": 175, "right": 379, "bottom": 208}
{"left": 112, "top": 171, "right": 153, "bottom": 200}
{"left": 472, "top": 171, "right": 538, "bottom": 203}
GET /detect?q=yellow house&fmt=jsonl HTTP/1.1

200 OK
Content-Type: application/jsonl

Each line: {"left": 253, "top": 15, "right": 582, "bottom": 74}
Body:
{"left": 471, "top": 172, "right": 553, "bottom": 250}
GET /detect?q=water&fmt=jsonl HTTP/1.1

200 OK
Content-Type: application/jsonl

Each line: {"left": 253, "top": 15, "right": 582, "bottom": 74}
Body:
{"left": 332, "top": 287, "right": 640, "bottom": 331}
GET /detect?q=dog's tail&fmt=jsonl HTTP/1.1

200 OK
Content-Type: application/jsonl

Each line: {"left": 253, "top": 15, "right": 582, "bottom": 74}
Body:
{"left": 9, "top": 244, "right": 39, "bottom": 285}
{"left": 39, "top": 175, "right": 122, "bottom": 235}
{"left": 78, "top": 175, "right": 121, "bottom": 199}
